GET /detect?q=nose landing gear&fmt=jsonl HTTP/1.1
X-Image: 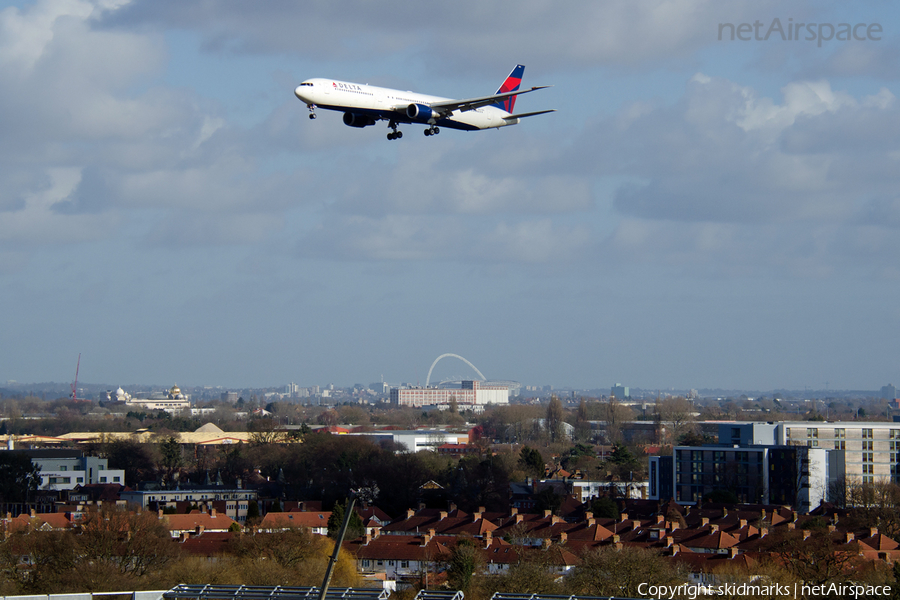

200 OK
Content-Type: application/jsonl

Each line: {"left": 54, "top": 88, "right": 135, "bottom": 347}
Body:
{"left": 307, "top": 104, "right": 317, "bottom": 119}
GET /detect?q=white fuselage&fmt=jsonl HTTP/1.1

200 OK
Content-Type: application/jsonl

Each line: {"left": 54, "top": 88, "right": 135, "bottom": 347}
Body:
{"left": 294, "top": 78, "right": 519, "bottom": 131}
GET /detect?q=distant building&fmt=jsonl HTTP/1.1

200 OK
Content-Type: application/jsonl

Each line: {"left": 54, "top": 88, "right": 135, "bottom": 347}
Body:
{"left": 221, "top": 392, "right": 239, "bottom": 403}
{"left": 123, "top": 384, "right": 190, "bottom": 412}
{"left": 17, "top": 449, "right": 125, "bottom": 491}
{"left": 611, "top": 383, "right": 629, "bottom": 399}
{"left": 120, "top": 488, "right": 257, "bottom": 523}
{"left": 390, "top": 380, "right": 508, "bottom": 409}
{"left": 881, "top": 384, "right": 897, "bottom": 401}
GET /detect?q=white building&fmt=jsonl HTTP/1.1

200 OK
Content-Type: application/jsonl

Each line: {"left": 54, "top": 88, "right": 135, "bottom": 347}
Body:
{"left": 390, "top": 380, "right": 508, "bottom": 409}
{"left": 353, "top": 430, "right": 469, "bottom": 453}
{"left": 20, "top": 450, "right": 125, "bottom": 490}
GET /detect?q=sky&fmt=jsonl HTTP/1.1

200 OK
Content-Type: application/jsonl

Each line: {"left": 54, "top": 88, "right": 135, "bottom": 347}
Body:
{"left": 1, "top": 0, "right": 899, "bottom": 391}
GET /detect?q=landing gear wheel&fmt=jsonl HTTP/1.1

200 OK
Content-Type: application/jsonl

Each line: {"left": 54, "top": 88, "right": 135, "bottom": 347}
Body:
{"left": 309, "top": 113, "right": 316, "bottom": 120}
{"left": 424, "top": 129, "right": 431, "bottom": 136}
{"left": 433, "top": 127, "right": 440, "bottom": 135}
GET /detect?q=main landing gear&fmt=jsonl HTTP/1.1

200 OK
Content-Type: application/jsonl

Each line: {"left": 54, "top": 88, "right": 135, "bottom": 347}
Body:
{"left": 424, "top": 126, "right": 440, "bottom": 136}
{"left": 307, "top": 104, "right": 317, "bottom": 119}
{"left": 387, "top": 121, "right": 403, "bottom": 140}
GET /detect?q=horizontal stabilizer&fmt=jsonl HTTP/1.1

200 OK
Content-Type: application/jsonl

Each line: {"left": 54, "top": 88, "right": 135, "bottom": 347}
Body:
{"left": 504, "top": 109, "right": 557, "bottom": 121}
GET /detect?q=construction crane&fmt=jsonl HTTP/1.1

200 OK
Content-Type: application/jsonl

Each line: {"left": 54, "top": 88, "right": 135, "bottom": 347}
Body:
{"left": 70, "top": 353, "right": 80, "bottom": 402}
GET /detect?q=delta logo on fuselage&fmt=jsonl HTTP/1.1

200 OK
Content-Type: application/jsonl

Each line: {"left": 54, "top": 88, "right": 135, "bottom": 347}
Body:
{"left": 333, "top": 82, "right": 362, "bottom": 91}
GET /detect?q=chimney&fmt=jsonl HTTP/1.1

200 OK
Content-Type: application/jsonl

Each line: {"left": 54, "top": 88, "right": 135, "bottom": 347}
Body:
{"left": 612, "top": 534, "right": 620, "bottom": 543}
{"left": 832, "top": 513, "right": 839, "bottom": 525}
{"left": 668, "top": 520, "right": 679, "bottom": 532}
{"left": 670, "top": 543, "right": 680, "bottom": 556}
{"left": 407, "top": 509, "right": 416, "bottom": 519}
{"left": 158, "top": 509, "right": 164, "bottom": 519}
{"left": 827, "top": 525, "right": 836, "bottom": 533}
{"left": 656, "top": 515, "right": 664, "bottom": 524}
{"left": 195, "top": 525, "right": 204, "bottom": 535}
{"left": 759, "top": 528, "right": 768, "bottom": 538}
{"left": 439, "top": 511, "right": 448, "bottom": 520}
{"left": 729, "top": 547, "right": 738, "bottom": 558}
{"left": 551, "top": 515, "right": 562, "bottom": 525}
{"left": 420, "top": 532, "right": 432, "bottom": 546}
{"left": 665, "top": 537, "right": 673, "bottom": 547}
{"left": 846, "top": 532, "right": 854, "bottom": 543}
{"left": 787, "top": 523, "right": 795, "bottom": 530}
{"left": 870, "top": 527, "right": 878, "bottom": 538}
{"left": 710, "top": 524, "right": 719, "bottom": 533}
{"left": 30, "top": 509, "right": 35, "bottom": 518}
{"left": 586, "top": 518, "right": 595, "bottom": 527}
{"left": 584, "top": 511, "right": 594, "bottom": 520}
{"left": 761, "top": 509, "right": 767, "bottom": 521}
{"left": 510, "top": 507, "right": 518, "bottom": 516}
{"left": 559, "top": 531, "right": 567, "bottom": 543}
{"left": 701, "top": 517, "right": 709, "bottom": 527}
{"left": 473, "top": 507, "right": 484, "bottom": 521}
{"left": 620, "top": 512, "right": 629, "bottom": 522}
{"left": 739, "top": 519, "right": 747, "bottom": 529}
{"left": 515, "top": 514, "right": 524, "bottom": 524}
{"left": 792, "top": 511, "right": 799, "bottom": 523}
{"left": 544, "top": 509, "right": 552, "bottom": 518}
{"left": 483, "top": 530, "right": 493, "bottom": 548}
{"left": 418, "top": 502, "right": 426, "bottom": 511}
{"left": 365, "top": 533, "right": 372, "bottom": 546}
{"left": 722, "top": 508, "right": 728, "bottom": 517}
{"left": 542, "top": 538, "right": 552, "bottom": 549}
{"left": 449, "top": 503, "right": 457, "bottom": 512}
{"left": 210, "top": 508, "right": 216, "bottom": 518}
{"left": 802, "top": 529, "right": 811, "bottom": 540}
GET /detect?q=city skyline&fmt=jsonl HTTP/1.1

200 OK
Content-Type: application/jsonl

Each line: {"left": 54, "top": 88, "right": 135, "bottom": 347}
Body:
{"left": 2, "top": 1, "right": 899, "bottom": 391}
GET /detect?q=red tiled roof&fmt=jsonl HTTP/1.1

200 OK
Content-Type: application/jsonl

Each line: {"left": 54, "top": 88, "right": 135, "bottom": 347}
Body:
{"left": 260, "top": 511, "right": 331, "bottom": 530}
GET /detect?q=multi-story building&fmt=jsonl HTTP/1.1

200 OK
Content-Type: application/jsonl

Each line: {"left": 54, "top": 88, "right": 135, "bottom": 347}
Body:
{"left": 725, "top": 421, "right": 900, "bottom": 485}
{"left": 120, "top": 488, "right": 257, "bottom": 523}
{"left": 390, "top": 380, "right": 508, "bottom": 409}
{"left": 21, "top": 449, "right": 125, "bottom": 491}
{"left": 665, "top": 444, "right": 831, "bottom": 512}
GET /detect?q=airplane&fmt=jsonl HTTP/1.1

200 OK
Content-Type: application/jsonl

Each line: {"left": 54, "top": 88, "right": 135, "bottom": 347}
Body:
{"left": 294, "top": 64, "right": 554, "bottom": 140}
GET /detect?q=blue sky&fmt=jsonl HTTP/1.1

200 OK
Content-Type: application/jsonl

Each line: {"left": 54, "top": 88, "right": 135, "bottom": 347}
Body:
{"left": 2, "top": 0, "right": 899, "bottom": 391}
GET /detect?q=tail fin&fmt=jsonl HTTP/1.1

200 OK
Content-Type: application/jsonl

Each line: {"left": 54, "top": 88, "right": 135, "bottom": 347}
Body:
{"left": 493, "top": 64, "right": 525, "bottom": 113}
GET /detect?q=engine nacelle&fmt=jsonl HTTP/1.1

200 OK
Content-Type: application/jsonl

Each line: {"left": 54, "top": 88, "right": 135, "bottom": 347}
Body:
{"left": 406, "top": 103, "right": 436, "bottom": 123}
{"left": 342, "top": 112, "right": 376, "bottom": 128}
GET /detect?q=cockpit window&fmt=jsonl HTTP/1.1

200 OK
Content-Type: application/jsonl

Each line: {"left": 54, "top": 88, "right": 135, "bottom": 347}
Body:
{"left": 300, "top": 82, "right": 314, "bottom": 86}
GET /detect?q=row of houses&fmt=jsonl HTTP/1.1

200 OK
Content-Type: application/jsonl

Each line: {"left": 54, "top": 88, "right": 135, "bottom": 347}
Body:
{"left": 4, "top": 493, "right": 899, "bottom": 589}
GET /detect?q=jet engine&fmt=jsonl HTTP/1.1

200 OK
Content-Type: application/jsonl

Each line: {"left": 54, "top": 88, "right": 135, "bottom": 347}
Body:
{"left": 343, "top": 112, "right": 376, "bottom": 128}
{"left": 406, "top": 103, "right": 437, "bottom": 123}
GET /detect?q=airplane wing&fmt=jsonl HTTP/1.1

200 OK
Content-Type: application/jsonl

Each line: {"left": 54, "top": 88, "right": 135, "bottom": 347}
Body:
{"left": 395, "top": 86, "right": 552, "bottom": 117}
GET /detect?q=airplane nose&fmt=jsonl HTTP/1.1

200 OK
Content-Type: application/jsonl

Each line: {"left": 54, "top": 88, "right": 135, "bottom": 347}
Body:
{"left": 294, "top": 85, "right": 305, "bottom": 100}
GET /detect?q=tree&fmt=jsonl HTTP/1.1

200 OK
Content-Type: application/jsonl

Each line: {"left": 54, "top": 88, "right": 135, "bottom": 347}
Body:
{"left": 327, "top": 499, "right": 365, "bottom": 540}
{"left": 519, "top": 446, "right": 545, "bottom": 478}
{"left": 447, "top": 537, "right": 482, "bottom": 594}
{"left": 658, "top": 396, "right": 696, "bottom": 443}
{"left": 158, "top": 435, "right": 183, "bottom": 484}
{"left": 545, "top": 396, "right": 565, "bottom": 443}
{"left": 0, "top": 452, "right": 40, "bottom": 503}
{"left": 566, "top": 545, "right": 685, "bottom": 597}
{"left": 590, "top": 496, "right": 619, "bottom": 519}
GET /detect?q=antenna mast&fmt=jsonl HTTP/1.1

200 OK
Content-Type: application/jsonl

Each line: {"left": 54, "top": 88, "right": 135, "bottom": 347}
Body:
{"left": 71, "top": 353, "right": 81, "bottom": 402}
